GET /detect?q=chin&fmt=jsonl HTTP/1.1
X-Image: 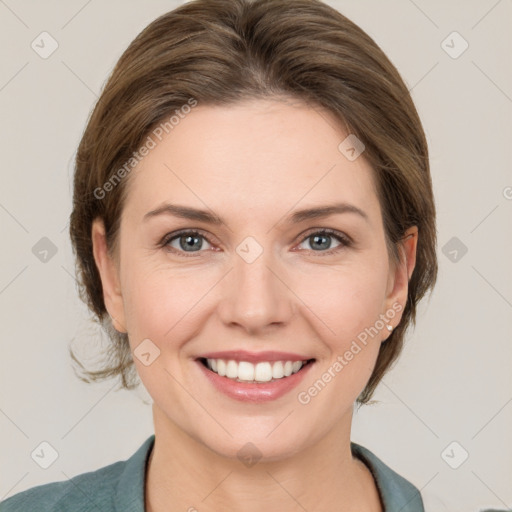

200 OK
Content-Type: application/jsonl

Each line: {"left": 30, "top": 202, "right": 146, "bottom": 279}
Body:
{"left": 192, "top": 416, "right": 317, "bottom": 465}
{"left": 205, "top": 435, "right": 306, "bottom": 465}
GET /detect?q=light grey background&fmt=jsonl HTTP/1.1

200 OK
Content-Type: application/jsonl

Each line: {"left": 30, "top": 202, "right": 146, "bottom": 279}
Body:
{"left": 1, "top": 1, "right": 511, "bottom": 511}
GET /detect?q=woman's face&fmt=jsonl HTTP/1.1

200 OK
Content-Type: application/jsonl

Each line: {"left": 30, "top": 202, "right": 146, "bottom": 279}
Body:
{"left": 93, "top": 98, "right": 416, "bottom": 461}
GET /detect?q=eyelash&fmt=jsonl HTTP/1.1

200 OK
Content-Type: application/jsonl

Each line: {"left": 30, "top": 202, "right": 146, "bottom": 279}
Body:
{"left": 159, "top": 228, "right": 352, "bottom": 258}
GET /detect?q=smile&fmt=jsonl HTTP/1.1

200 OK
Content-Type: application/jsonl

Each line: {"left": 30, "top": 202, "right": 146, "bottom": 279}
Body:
{"left": 200, "top": 358, "right": 314, "bottom": 383}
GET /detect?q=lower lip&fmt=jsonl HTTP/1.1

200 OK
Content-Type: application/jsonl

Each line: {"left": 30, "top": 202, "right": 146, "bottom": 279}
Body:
{"left": 196, "top": 360, "right": 314, "bottom": 403}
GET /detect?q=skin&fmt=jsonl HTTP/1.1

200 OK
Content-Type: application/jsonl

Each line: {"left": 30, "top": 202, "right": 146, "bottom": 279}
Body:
{"left": 92, "top": 97, "right": 417, "bottom": 512}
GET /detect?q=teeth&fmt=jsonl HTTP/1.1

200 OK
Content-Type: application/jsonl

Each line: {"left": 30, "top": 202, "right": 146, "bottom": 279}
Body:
{"left": 254, "top": 362, "right": 272, "bottom": 382}
{"left": 272, "top": 361, "right": 284, "bottom": 379}
{"left": 226, "top": 360, "right": 238, "bottom": 379}
{"left": 238, "top": 361, "right": 255, "bottom": 381}
{"left": 217, "top": 359, "right": 226, "bottom": 377}
{"left": 291, "top": 361, "right": 302, "bottom": 373}
{"left": 205, "top": 358, "right": 307, "bottom": 383}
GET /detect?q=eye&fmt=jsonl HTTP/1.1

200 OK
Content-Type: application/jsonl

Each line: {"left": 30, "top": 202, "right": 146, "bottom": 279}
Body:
{"left": 161, "top": 230, "right": 213, "bottom": 256}
{"left": 295, "top": 228, "right": 352, "bottom": 255}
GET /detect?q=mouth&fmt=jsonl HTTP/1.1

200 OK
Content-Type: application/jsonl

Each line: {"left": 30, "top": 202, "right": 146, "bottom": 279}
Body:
{"left": 197, "top": 357, "right": 315, "bottom": 383}
{"left": 195, "top": 353, "right": 316, "bottom": 402}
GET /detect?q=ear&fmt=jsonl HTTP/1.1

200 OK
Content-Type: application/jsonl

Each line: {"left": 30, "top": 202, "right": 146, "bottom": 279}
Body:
{"left": 91, "top": 218, "right": 127, "bottom": 333}
{"left": 383, "top": 226, "right": 418, "bottom": 329}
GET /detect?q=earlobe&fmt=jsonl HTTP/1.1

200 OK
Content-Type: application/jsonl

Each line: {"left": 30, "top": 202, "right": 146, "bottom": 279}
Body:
{"left": 91, "top": 218, "right": 127, "bottom": 333}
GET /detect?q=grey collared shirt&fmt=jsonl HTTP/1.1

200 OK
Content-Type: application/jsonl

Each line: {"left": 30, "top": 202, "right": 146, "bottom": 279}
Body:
{"left": 1, "top": 435, "right": 426, "bottom": 511}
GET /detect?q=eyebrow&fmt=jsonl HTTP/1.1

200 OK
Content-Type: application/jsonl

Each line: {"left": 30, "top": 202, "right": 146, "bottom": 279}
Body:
{"left": 143, "top": 202, "right": 369, "bottom": 225}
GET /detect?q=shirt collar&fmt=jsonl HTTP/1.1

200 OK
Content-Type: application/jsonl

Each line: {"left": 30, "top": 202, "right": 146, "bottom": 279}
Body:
{"left": 113, "top": 435, "right": 424, "bottom": 512}
{"left": 351, "top": 441, "right": 425, "bottom": 511}
{"left": 115, "top": 434, "right": 155, "bottom": 512}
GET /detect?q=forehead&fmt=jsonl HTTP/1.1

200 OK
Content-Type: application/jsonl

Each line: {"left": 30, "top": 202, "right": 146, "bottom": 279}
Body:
{"left": 123, "top": 99, "right": 381, "bottom": 226}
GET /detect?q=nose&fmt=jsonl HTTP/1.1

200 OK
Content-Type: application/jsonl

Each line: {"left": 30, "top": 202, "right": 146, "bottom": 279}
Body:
{"left": 216, "top": 245, "right": 296, "bottom": 335}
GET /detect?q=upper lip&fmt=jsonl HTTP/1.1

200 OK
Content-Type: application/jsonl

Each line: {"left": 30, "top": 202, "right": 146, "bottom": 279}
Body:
{"left": 197, "top": 350, "right": 314, "bottom": 363}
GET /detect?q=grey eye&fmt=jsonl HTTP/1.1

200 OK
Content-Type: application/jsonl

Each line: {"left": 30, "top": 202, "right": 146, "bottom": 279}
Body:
{"left": 167, "top": 232, "right": 212, "bottom": 252}
{"left": 298, "top": 232, "right": 343, "bottom": 252}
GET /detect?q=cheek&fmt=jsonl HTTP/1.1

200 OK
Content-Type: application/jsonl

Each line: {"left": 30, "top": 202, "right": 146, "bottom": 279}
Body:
{"left": 122, "top": 266, "right": 203, "bottom": 341}
{"left": 290, "top": 264, "right": 387, "bottom": 396}
{"left": 292, "top": 261, "right": 389, "bottom": 343}
{"left": 120, "top": 255, "right": 230, "bottom": 366}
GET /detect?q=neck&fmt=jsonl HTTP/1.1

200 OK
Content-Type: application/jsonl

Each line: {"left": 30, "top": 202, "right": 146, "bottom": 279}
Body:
{"left": 145, "top": 405, "right": 382, "bottom": 512}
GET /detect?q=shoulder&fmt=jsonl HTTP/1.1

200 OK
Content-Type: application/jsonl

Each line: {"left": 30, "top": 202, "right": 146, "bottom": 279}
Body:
{"left": 0, "top": 461, "right": 125, "bottom": 512}
{"left": 351, "top": 441, "right": 425, "bottom": 512}
{"left": 0, "top": 435, "right": 155, "bottom": 512}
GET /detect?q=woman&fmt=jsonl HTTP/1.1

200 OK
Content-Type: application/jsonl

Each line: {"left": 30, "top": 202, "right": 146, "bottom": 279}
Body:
{"left": 2, "top": 0, "right": 439, "bottom": 510}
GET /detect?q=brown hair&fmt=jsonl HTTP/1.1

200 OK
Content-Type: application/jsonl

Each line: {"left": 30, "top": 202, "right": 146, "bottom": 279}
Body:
{"left": 69, "top": 0, "right": 437, "bottom": 404}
